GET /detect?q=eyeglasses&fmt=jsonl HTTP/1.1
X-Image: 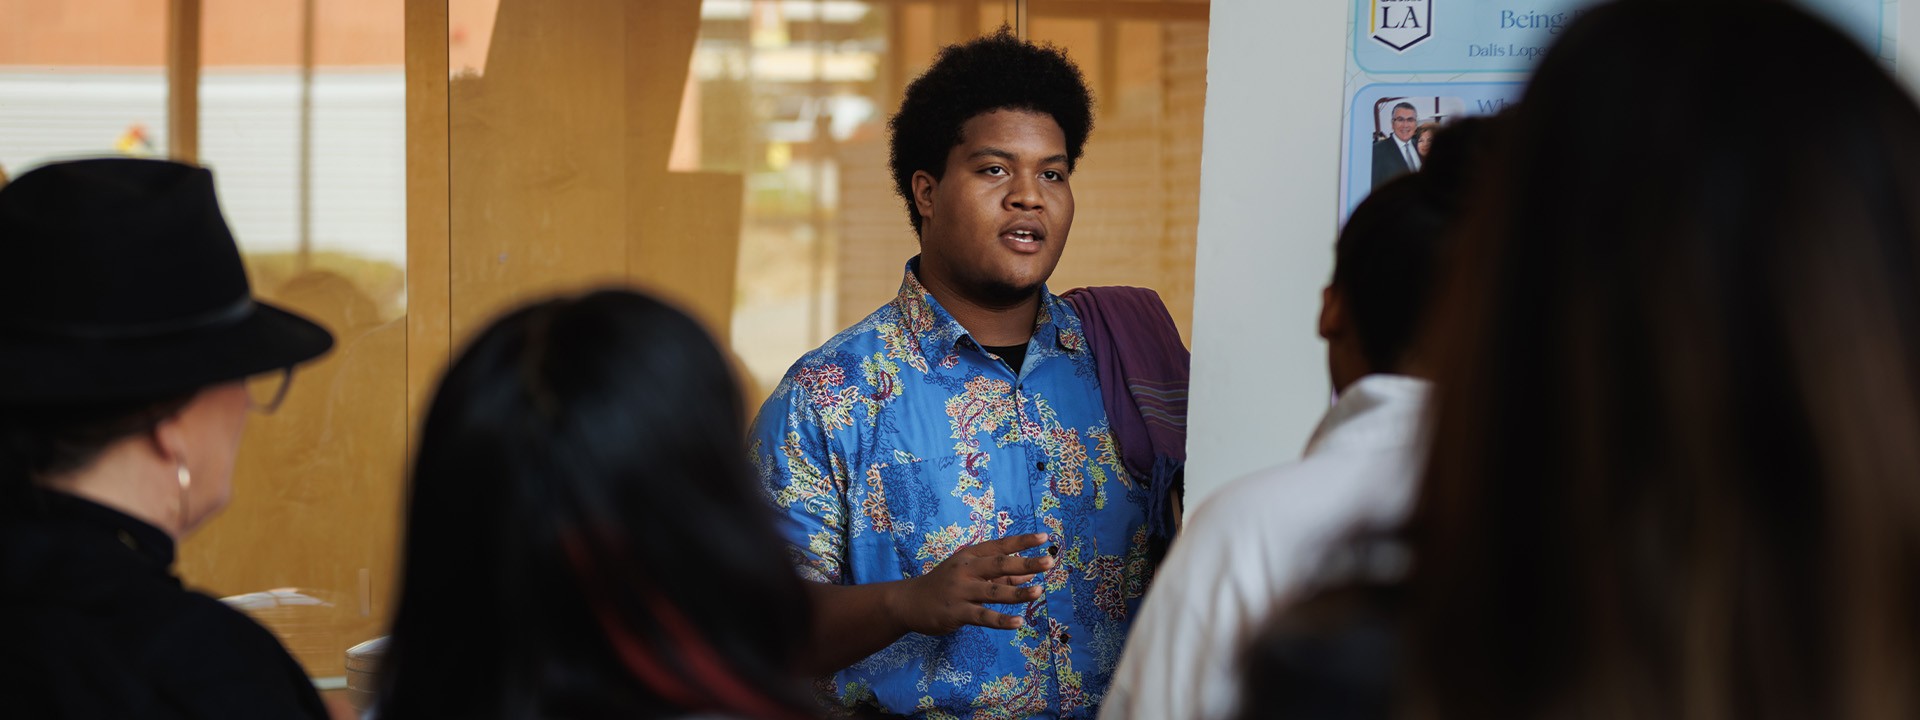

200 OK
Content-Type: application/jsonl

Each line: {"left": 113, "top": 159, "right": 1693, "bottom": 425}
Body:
{"left": 244, "top": 367, "right": 296, "bottom": 415}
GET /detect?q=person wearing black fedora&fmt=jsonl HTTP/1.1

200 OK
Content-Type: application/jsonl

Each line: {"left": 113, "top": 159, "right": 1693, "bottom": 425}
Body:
{"left": 0, "top": 159, "right": 336, "bottom": 718}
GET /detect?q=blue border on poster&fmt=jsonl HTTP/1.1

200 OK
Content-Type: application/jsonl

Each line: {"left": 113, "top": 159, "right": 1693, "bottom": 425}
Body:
{"left": 1351, "top": 0, "right": 1887, "bottom": 75}
{"left": 1341, "top": 81, "right": 1525, "bottom": 217}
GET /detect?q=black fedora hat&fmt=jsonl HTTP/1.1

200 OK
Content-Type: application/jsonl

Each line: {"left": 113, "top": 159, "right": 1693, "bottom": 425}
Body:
{"left": 0, "top": 158, "right": 334, "bottom": 403}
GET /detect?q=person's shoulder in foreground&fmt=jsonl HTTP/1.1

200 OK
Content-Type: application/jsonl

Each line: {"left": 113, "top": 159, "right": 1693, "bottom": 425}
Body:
{"left": 1101, "top": 117, "right": 1497, "bottom": 719}
{"left": 0, "top": 492, "right": 327, "bottom": 719}
{"left": 1098, "top": 375, "right": 1429, "bottom": 720}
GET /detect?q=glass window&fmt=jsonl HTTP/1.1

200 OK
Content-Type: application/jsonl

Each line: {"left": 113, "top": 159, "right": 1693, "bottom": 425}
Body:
{"left": 699, "top": 1, "right": 1021, "bottom": 398}
{"left": 182, "top": 0, "right": 408, "bottom": 693}
{"left": 0, "top": 2, "right": 409, "bottom": 704}
{"left": 0, "top": 0, "right": 170, "bottom": 176}
{"left": 442, "top": 0, "right": 1023, "bottom": 404}
{"left": 439, "top": 1, "right": 1206, "bottom": 405}
{"left": 1027, "top": 0, "right": 1208, "bottom": 342}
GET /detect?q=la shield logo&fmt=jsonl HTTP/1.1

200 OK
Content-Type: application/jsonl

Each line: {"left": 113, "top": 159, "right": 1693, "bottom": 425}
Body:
{"left": 1371, "top": 0, "right": 1433, "bottom": 52}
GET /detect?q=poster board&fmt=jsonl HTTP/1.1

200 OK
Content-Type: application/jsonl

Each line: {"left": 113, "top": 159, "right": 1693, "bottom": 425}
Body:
{"left": 1339, "top": 0, "right": 1897, "bottom": 218}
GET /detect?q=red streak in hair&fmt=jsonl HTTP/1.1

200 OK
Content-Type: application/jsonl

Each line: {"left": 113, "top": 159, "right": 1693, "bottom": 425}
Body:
{"left": 564, "top": 536, "right": 808, "bottom": 720}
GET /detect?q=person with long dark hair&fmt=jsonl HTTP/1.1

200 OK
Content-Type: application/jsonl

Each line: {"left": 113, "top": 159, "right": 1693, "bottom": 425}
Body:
{"left": 1240, "top": 2, "right": 1920, "bottom": 719}
{"left": 0, "top": 159, "right": 336, "bottom": 718}
{"left": 374, "top": 290, "right": 816, "bottom": 720}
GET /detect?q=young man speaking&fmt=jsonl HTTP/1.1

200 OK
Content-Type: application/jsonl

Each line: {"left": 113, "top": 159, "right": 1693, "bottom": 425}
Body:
{"left": 748, "top": 30, "right": 1177, "bottom": 719}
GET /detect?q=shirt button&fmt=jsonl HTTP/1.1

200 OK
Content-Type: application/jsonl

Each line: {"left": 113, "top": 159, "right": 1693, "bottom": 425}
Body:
{"left": 1036, "top": 461, "right": 1047, "bottom": 471}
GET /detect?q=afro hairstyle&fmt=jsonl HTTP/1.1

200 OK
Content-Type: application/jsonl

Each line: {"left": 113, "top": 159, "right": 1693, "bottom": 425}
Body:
{"left": 888, "top": 28, "right": 1095, "bottom": 237}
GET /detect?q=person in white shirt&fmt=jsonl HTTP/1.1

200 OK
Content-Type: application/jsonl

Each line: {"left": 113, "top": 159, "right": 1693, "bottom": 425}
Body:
{"left": 1100, "top": 119, "right": 1493, "bottom": 720}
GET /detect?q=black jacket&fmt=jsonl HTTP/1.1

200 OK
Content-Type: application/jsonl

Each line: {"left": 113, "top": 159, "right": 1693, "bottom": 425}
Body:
{"left": 1371, "top": 136, "right": 1415, "bottom": 190}
{"left": 0, "top": 490, "right": 329, "bottom": 719}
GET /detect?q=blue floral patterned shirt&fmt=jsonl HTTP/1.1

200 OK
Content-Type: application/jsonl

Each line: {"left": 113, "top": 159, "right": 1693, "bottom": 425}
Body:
{"left": 748, "top": 258, "right": 1156, "bottom": 719}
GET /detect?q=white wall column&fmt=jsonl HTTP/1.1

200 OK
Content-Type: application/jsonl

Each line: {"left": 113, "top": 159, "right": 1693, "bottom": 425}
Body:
{"left": 1186, "top": 0, "right": 1348, "bottom": 507}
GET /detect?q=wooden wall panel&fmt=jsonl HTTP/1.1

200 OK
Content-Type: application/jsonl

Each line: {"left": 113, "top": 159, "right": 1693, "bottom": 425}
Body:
{"left": 626, "top": 0, "right": 741, "bottom": 340}
{"left": 405, "top": 0, "right": 449, "bottom": 455}
{"left": 447, "top": 0, "right": 631, "bottom": 347}
{"left": 181, "top": 277, "right": 408, "bottom": 676}
{"left": 444, "top": 0, "right": 743, "bottom": 345}
{"left": 630, "top": 171, "right": 743, "bottom": 340}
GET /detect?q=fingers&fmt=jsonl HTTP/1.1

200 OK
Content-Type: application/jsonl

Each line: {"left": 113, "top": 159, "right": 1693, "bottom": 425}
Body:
{"left": 980, "top": 552, "right": 1053, "bottom": 579}
{"left": 968, "top": 532, "right": 1050, "bottom": 557}
{"left": 951, "top": 534, "right": 1054, "bottom": 581}
{"left": 992, "top": 573, "right": 1037, "bottom": 586}
{"left": 971, "top": 606, "right": 1025, "bottom": 630}
{"left": 970, "top": 579, "right": 1043, "bottom": 604}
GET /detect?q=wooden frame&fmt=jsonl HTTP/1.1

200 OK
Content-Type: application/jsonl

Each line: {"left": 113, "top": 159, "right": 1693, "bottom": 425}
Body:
{"left": 405, "top": 0, "right": 452, "bottom": 457}
{"left": 166, "top": 0, "right": 200, "bottom": 163}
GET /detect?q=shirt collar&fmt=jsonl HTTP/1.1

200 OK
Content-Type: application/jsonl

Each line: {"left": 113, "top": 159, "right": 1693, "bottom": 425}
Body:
{"left": 893, "top": 256, "right": 1086, "bottom": 356}
{"left": 1303, "top": 374, "right": 1433, "bottom": 458}
{"left": 28, "top": 488, "right": 177, "bottom": 569}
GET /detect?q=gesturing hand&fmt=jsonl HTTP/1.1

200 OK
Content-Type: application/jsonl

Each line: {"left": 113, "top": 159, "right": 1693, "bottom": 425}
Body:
{"left": 888, "top": 533, "right": 1056, "bottom": 636}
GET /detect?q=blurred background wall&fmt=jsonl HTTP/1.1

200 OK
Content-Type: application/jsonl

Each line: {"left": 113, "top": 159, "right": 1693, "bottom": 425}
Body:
{"left": 0, "top": 0, "right": 1211, "bottom": 695}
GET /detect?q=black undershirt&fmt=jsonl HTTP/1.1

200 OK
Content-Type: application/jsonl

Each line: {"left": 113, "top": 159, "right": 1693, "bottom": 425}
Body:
{"left": 981, "top": 342, "right": 1028, "bottom": 374}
